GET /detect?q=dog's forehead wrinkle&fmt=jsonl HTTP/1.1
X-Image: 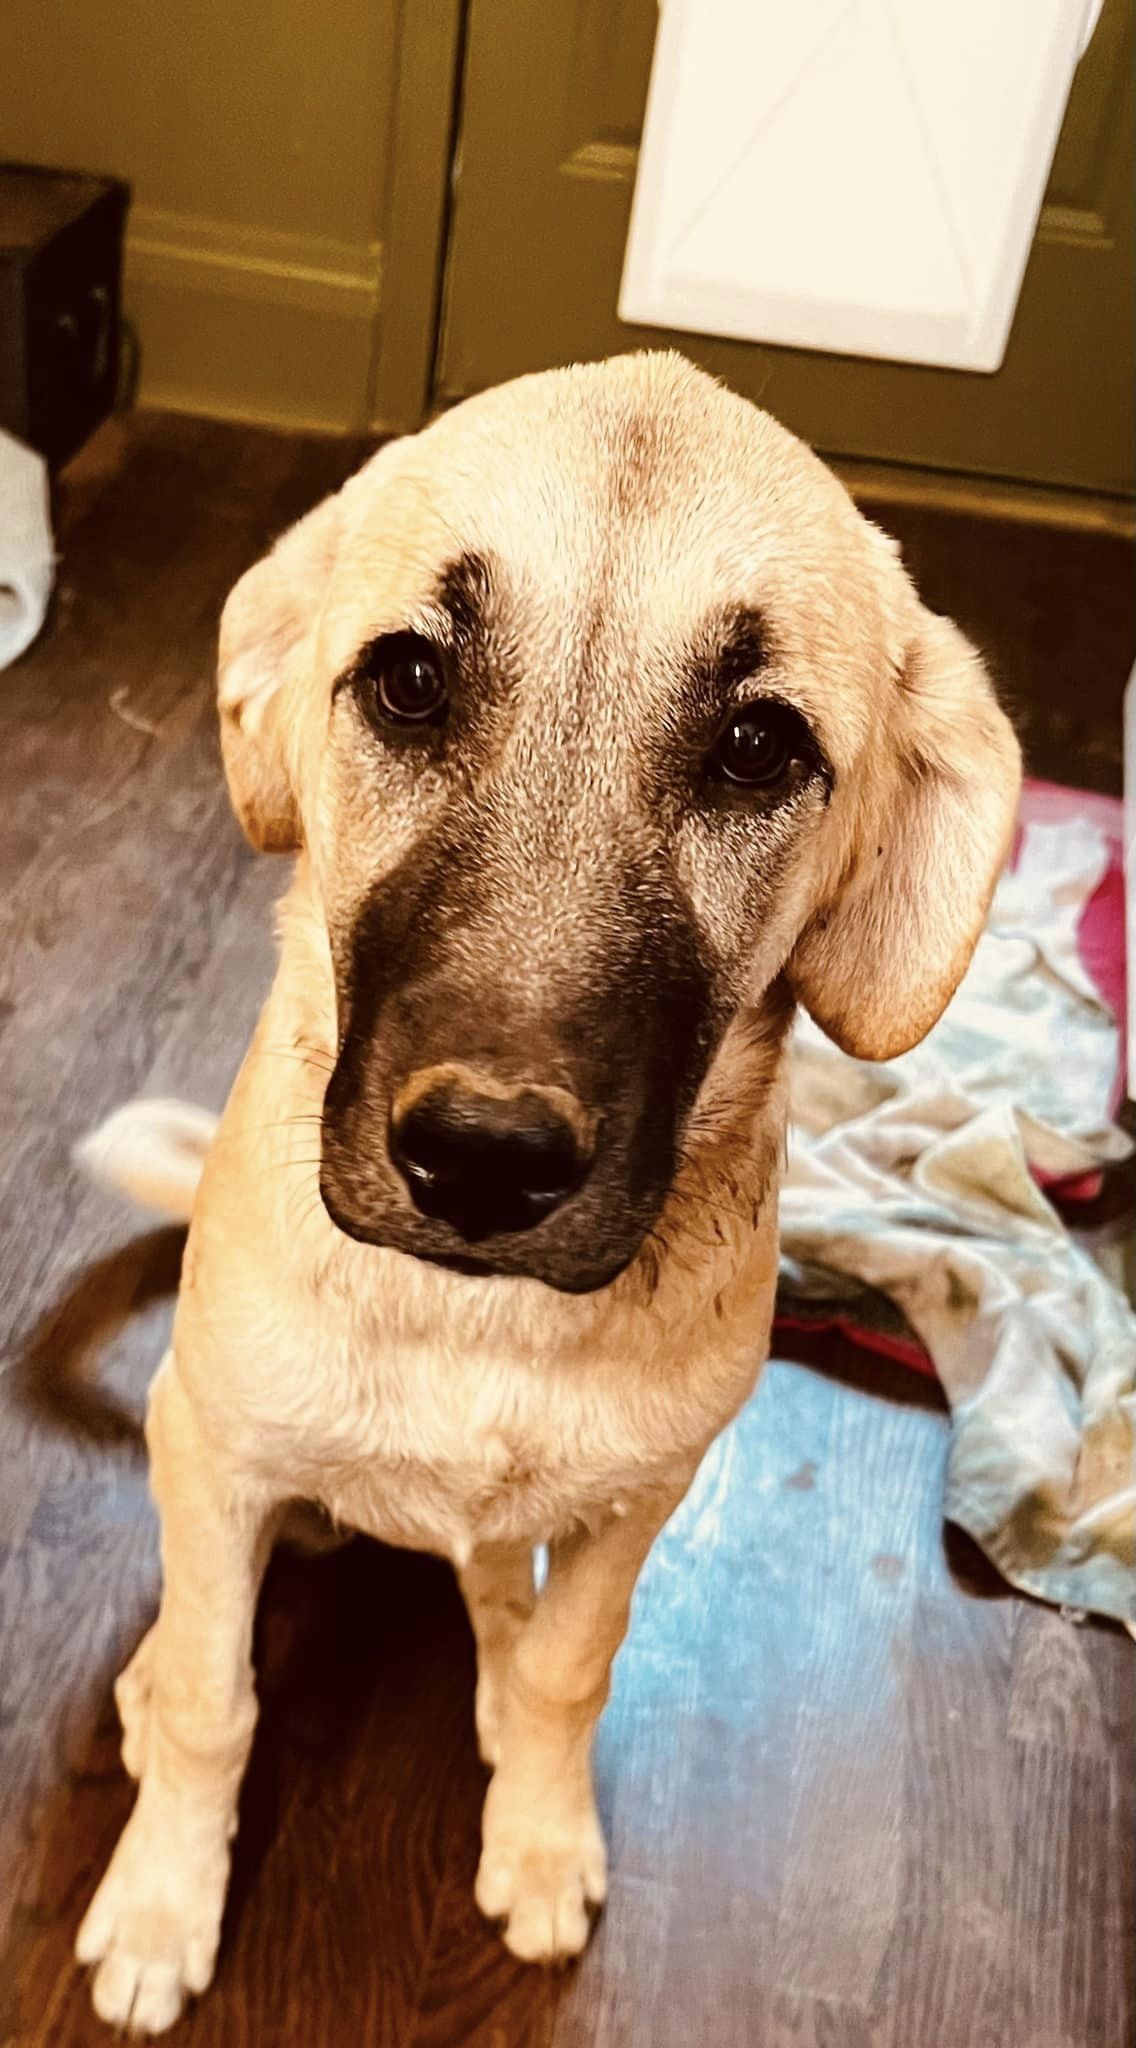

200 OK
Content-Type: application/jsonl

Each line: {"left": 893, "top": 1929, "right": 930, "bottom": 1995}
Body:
{"left": 350, "top": 352, "right": 879, "bottom": 604}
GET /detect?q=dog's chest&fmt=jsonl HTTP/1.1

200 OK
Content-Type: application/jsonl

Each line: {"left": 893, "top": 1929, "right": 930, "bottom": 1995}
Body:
{"left": 293, "top": 1325, "right": 700, "bottom": 1563}
{"left": 329, "top": 1424, "right": 610, "bottom": 1563}
{"left": 187, "top": 1178, "right": 769, "bottom": 1563}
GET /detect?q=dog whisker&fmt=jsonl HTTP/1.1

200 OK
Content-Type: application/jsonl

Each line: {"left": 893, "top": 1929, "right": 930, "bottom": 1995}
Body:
{"left": 237, "top": 1113, "right": 325, "bottom": 1138}
{"left": 259, "top": 1042, "right": 336, "bottom": 1075}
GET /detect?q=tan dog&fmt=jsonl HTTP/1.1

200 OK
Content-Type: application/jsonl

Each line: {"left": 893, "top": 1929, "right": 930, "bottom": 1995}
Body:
{"left": 74, "top": 352, "right": 1020, "bottom": 2033}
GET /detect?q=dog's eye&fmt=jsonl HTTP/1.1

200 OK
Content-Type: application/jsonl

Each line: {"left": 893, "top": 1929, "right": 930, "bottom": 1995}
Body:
{"left": 358, "top": 633, "right": 448, "bottom": 726}
{"left": 710, "top": 699, "right": 811, "bottom": 791}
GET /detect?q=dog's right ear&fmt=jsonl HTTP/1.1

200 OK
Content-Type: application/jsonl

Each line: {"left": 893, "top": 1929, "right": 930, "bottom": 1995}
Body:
{"left": 216, "top": 490, "right": 343, "bottom": 852}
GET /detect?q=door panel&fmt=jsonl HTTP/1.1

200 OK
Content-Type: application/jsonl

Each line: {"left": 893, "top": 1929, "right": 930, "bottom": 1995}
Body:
{"left": 436, "top": 0, "right": 1134, "bottom": 492}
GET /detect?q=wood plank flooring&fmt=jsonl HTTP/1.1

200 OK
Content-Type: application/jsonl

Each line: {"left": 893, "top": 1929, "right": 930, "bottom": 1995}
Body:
{"left": 0, "top": 414, "right": 1132, "bottom": 2047}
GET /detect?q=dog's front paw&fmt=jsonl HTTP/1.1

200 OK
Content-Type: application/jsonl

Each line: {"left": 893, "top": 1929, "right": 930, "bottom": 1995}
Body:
{"left": 476, "top": 1788, "right": 607, "bottom": 1961}
{"left": 76, "top": 1808, "right": 229, "bottom": 2033}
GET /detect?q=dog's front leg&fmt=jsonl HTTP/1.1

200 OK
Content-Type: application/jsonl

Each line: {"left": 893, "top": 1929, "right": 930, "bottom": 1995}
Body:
{"left": 77, "top": 1353, "right": 274, "bottom": 2034}
{"left": 475, "top": 1486, "right": 686, "bottom": 1962}
{"left": 458, "top": 1542, "right": 537, "bottom": 1768}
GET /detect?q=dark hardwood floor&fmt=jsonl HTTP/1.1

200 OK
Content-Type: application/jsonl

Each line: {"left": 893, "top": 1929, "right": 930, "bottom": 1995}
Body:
{"left": 0, "top": 413, "right": 1132, "bottom": 2048}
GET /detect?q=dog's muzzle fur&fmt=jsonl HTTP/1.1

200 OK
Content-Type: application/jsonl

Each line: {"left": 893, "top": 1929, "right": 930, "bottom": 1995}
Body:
{"left": 319, "top": 831, "right": 716, "bottom": 1292}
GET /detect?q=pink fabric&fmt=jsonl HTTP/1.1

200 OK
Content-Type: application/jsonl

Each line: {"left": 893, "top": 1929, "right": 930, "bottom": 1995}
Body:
{"left": 774, "top": 1306, "right": 938, "bottom": 1379}
{"left": 1016, "top": 777, "right": 1127, "bottom": 1111}
{"left": 1018, "top": 779, "right": 1126, "bottom": 1200}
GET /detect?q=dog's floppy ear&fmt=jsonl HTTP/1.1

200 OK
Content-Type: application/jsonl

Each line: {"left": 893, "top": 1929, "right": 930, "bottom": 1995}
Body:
{"left": 790, "top": 603, "right": 1021, "bottom": 1061}
{"left": 216, "top": 490, "right": 343, "bottom": 852}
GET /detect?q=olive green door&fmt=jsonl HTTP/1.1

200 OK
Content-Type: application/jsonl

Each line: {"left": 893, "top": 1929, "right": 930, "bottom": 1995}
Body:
{"left": 434, "top": 0, "right": 1134, "bottom": 493}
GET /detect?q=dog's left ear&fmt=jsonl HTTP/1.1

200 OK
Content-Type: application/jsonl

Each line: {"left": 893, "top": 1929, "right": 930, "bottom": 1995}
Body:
{"left": 790, "top": 600, "right": 1021, "bottom": 1061}
{"left": 216, "top": 489, "right": 344, "bottom": 852}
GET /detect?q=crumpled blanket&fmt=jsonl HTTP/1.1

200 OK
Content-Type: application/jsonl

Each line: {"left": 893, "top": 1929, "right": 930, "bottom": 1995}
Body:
{"left": 779, "top": 809, "right": 1135, "bottom": 1629}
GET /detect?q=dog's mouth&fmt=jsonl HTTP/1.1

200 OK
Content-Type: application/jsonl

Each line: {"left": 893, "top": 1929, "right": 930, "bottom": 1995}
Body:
{"left": 392, "top": 1238, "right": 634, "bottom": 1295}
{"left": 316, "top": 1171, "right": 642, "bottom": 1293}
{"left": 427, "top": 1248, "right": 634, "bottom": 1291}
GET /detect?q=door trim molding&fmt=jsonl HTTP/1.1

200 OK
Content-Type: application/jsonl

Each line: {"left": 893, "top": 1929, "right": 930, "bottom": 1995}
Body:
{"left": 367, "top": 0, "right": 468, "bottom": 435}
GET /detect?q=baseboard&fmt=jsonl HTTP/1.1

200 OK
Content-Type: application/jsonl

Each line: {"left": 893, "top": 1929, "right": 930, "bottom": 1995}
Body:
{"left": 124, "top": 207, "right": 382, "bottom": 432}
{"left": 832, "top": 453, "right": 1136, "bottom": 538}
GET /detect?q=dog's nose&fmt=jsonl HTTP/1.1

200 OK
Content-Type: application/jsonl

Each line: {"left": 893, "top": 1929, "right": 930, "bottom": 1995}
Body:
{"left": 389, "top": 1069, "right": 593, "bottom": 1240}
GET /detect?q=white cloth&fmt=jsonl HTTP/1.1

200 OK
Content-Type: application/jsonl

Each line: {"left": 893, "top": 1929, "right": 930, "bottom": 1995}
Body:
{"left": 781, "top": 817, "right": 1135, "bottom": 1628}
{"left": 0, "top": 429, "right": 54, "bottom": 668}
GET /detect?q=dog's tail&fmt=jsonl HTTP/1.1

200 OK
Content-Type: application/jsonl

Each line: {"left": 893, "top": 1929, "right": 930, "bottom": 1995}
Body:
{"left": 74, "top": 1099, "right": 219, "bottom": 1221}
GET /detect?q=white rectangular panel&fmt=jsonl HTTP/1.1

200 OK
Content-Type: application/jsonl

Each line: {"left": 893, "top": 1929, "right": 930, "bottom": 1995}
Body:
{"left": 620, "top": 0, "right": 1097, "bottom": 372}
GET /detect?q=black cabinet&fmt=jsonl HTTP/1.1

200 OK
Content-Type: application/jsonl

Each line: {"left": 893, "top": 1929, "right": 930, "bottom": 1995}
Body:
{"left": 1, "top": 162, "right": 130, "bottom": 467}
